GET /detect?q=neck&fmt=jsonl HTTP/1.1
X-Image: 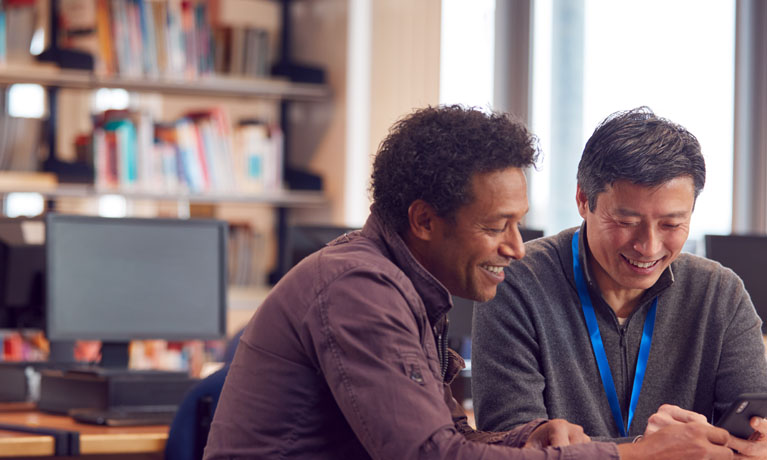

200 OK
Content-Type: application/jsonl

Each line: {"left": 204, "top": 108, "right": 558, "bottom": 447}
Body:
{"left": 600, "top": 285, "right": 643, "bottom": 318}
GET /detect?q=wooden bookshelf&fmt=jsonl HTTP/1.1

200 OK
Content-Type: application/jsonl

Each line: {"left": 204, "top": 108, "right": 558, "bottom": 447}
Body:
{"left": 0, "top": 65, "right": 330, "bottom": 101}
{"left": 0, "top": 182, "right": 326, "bottom": 207}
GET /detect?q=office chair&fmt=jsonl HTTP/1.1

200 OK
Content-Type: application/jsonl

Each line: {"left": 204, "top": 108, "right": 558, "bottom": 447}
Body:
{"left": 164, "top": 329, "right": 244, "bottom": 460}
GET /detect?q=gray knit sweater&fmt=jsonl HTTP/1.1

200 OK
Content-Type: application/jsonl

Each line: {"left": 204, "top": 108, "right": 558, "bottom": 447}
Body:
{"left": 472, "top": 225, "right": 767, "bottom": 441}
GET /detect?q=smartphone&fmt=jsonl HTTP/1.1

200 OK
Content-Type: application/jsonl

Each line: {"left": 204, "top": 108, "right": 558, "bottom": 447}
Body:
{"left": 716, "top": 393, "right": 767, "bottom": 439}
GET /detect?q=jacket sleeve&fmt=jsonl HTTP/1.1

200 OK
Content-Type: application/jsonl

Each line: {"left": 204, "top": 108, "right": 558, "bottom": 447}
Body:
{"left": 305, "top": 268, "right": 618, "bottom": 460}
{"left": 713, "top": 276, "right": 767, "bottom": 421}
{"left": 442, "top": 348, "right": 548, "bottom": 445}
{"left": 472, "top": 276, "right": 551, "bottom": 432}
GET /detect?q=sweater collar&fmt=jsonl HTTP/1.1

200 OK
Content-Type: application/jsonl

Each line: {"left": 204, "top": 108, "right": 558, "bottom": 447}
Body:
{"left": 361, "top": 207, "right": 454, "bottom": 325}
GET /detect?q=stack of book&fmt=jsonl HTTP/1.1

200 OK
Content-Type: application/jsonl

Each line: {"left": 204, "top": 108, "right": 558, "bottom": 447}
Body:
{"left": 57, "top": 0, "right": 277, "bottom": 79}
{"left": 91, "top": 108, "right": 284, "bottom": 194}
{"left": 0, "top": 0, "right": 37, "bottom": 65}
{"left": 0, "top": 115, "right": 42, "bottom": 173}
{"left": 228, "top": 222, "right": 265, "bottom": 287}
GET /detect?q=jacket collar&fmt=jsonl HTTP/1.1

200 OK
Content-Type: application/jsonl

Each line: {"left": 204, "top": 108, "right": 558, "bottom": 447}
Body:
{"left": 361, "top": 207, "right": 454, "bottom": 325}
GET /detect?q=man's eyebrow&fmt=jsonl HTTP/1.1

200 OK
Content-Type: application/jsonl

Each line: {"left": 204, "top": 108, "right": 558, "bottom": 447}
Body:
{"left": 614, "top": 208, "right": 642, "bottom": 217}
{"left": 488, "top": 208, "right": 529, "bottom": 220}
{"left": 614, "top": 208, "right": 690, "bottom": 218}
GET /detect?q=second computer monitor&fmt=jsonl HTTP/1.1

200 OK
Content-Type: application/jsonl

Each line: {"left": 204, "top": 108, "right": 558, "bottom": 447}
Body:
{"left": 45, "top": 214, "right": 228, "bottom": 367}
{"left": 705, "top": 234, "right": 767, "bottom": 332}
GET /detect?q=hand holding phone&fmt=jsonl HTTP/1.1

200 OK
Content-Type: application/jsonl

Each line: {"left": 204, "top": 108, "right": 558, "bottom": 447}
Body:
{"left": 716, "top": 393, "right": 767, "bottom": 439}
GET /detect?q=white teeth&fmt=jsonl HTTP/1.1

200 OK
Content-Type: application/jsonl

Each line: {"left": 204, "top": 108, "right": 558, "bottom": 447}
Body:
{"left": 627, "top": 258, "right": 656, "bottom": 269}
{"left": 482, "top": 265, "right": 505, "bottom": 274}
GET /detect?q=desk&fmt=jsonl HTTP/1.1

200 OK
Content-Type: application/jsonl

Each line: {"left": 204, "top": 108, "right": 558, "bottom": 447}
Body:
{"left": 0, "top": 428, "right": 54, "bottom": 457}
{"left": 0, "top": 405, "right": 168, "bottom": 457}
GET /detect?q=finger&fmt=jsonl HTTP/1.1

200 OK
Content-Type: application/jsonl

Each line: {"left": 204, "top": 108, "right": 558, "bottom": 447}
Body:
{"left": 569, "top": 431, "right": 591, "bottom": 445}
{"left": 705, "top": 424, "right": 732, "bottom": 446}
{"left": 726, "top": 436, "right": 767, "bottom": 458}
{"left": 547, "top": 426, "right": 571, "bottom": 447}
{"left": 750, "top": 417, "right": 767, "bottom": 436}
{"left": 645, "top": 412, "right": 677, "bottom": 434}
{"left": 663, "top": 404, "right": 708, "bottom": 424}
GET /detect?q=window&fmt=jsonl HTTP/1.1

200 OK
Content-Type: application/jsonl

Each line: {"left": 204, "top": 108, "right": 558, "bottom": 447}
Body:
{"left": 439, "top": 0, "right": 496, "bottom": 107}
{"left": 529, "top": 0, "right": 736, "bottom": 246}
{"left": 8, "top": 84, "right": 45, "bottom": 118}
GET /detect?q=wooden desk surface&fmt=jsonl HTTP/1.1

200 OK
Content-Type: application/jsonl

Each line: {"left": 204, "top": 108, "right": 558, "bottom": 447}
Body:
{"left": 0, "top": 407, "right": 168, "bottom": 456}
{"left": 0, "top": 428, "right": 55, "bottom": 457}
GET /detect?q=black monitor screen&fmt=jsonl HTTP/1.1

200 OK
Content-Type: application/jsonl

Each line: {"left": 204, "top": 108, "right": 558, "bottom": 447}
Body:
{"left": 46, "top": 214, "right": 227, "bottom": 342}
{"left": 284, "top": 225, "right": 359, "bottom": 271}
{"left": 0, "top": 217, "right": 45, "bottom": 330}
{"left": 705, "top": 234, "right": 767, "bottom": 332}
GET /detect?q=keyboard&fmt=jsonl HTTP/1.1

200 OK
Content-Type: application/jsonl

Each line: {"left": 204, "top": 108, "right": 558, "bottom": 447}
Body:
{"left": 69, "top": 407, "right": 177, "bottom": 426}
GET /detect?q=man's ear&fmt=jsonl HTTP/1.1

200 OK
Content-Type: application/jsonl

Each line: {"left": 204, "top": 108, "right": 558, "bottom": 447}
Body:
{"left": 576, "top": 184, "right": 590, "bottom": 219}
{"left": 407, "top": 199, "right": 438, "bottom": 241}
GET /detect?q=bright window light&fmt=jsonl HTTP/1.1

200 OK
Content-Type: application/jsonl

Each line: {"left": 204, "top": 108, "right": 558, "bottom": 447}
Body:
{"left": 93, "top": 88, "right": 130, "bottom": 112}
{"left": 530, "top": 0, "right": 735, "bottom": 241}
{"left": 5, "top": 193, "right": 44, "bottom": 217}
{"left": 439, "top": 0, "right": 496, "bottom": 108}
{"left": 98, "top": 195, "right": 128, "bottom": 218}
{"left": 8, "top": 84, "right": 45, "bottom": 118}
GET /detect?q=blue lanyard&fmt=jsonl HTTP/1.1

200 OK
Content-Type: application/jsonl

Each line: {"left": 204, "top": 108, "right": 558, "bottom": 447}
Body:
{"left": 571, "top": 230, "right": 657, "bottom": 437}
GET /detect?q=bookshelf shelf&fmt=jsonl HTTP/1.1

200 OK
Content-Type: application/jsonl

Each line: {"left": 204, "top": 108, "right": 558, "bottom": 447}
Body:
{"left": 0, "top": 182, "right": 327, "bottom": 207}
{"left": 0, "top": 65, "right": 330, "bottom": 101}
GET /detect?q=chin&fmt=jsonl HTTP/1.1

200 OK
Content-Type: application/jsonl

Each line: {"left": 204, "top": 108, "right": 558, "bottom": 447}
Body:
{"left": 624, "top": 277, "right": 660, "bottom": 291}
{"left": 473, "top": 290, "right": 497, "bottom": 303}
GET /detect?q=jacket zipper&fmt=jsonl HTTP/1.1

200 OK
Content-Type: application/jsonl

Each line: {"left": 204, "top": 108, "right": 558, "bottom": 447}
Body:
{"left": 434, "top": 316, "right": 449, "bottom": 381}
{"left": 619, "top": 324, "right": 629, "bottom": 427}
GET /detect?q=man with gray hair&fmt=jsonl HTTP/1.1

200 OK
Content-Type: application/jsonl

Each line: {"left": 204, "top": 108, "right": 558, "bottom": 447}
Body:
{"left": 472, "top": 107, "right": 767, "bottom": 457}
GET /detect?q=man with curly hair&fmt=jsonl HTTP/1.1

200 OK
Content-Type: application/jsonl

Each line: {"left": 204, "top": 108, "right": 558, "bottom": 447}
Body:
{"left": 205, "top": 105, "right": 734, "bottom": 459}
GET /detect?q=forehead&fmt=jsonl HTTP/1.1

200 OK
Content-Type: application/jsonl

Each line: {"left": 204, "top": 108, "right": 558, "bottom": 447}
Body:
{"left": 460, "top": 168, "right": 528, "bottom": 217}
{"left": 597, "top": 177, "right": 695, "bottom": 212}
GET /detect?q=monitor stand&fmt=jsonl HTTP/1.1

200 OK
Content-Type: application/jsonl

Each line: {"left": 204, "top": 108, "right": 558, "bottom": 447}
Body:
{"left": 37, "top": 340, "right": 198, "bottom": 414}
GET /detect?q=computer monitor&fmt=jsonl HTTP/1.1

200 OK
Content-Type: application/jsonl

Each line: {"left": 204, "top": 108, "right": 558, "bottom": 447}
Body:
{"left": 705, "top": 234, "right": 767, "bottom": 332}
{"left": 0, "top": 217, "right": 46, "bottom": 331}
{"left": 45, "top": 214, "right": 228, "bottom": 368}
{"left": 283, "top": 225, "right": 360, "bottom": 271}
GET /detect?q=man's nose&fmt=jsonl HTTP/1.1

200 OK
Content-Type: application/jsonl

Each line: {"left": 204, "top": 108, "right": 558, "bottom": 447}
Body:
{"left": 500, "top": 227, "right": 525, "bottom": 260}
{"left": 633, "top": 225, "right": 662, "bottom": 256}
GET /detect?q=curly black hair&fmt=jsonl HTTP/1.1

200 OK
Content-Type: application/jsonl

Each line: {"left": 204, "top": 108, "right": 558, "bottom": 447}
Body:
{"left": 577, "top": 106, "right": 705, "bottom": 211}
{"left": 370, "top": 105, "right": 539, "bottom": 234}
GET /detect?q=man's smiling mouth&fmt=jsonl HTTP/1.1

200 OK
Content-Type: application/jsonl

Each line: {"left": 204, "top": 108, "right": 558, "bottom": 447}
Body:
{"left": 622, "top": 255, "right": 661, "bottom": 269}
{"left": 481, "top": 264, "right": 506, "bottom": 275}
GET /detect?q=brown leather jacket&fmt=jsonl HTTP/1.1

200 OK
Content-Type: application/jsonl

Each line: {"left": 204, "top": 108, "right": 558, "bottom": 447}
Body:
{"left": 204, "top": 209, "right": 619, "bottom": 459}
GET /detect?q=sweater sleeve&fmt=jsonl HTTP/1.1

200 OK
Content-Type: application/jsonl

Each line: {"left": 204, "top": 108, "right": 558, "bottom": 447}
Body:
{"left": 713, "top": 275, "right": 767, "bottom": 421}
{"left": 472, "top": 275, "right": 550, "bottom": 432}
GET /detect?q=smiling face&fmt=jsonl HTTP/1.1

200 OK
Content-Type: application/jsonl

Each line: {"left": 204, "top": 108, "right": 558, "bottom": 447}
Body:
{"left": 421, "top": 167, "right": 529, "bottom": 302}
{"left": 577, "top": 177, "right": 695, "bottom": 310}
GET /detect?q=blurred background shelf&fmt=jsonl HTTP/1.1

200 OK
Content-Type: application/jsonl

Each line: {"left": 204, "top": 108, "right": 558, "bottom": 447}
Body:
{"left": 0, "top": 65, "right": 330, "bottom": 101}
{"left": 0, "top": 180, "right": 328, "bottom": 207}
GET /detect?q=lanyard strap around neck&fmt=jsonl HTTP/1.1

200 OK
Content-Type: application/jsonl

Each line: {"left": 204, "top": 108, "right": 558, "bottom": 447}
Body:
{"left": 571, "top": 230, "right": 657, "bottom": 437}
